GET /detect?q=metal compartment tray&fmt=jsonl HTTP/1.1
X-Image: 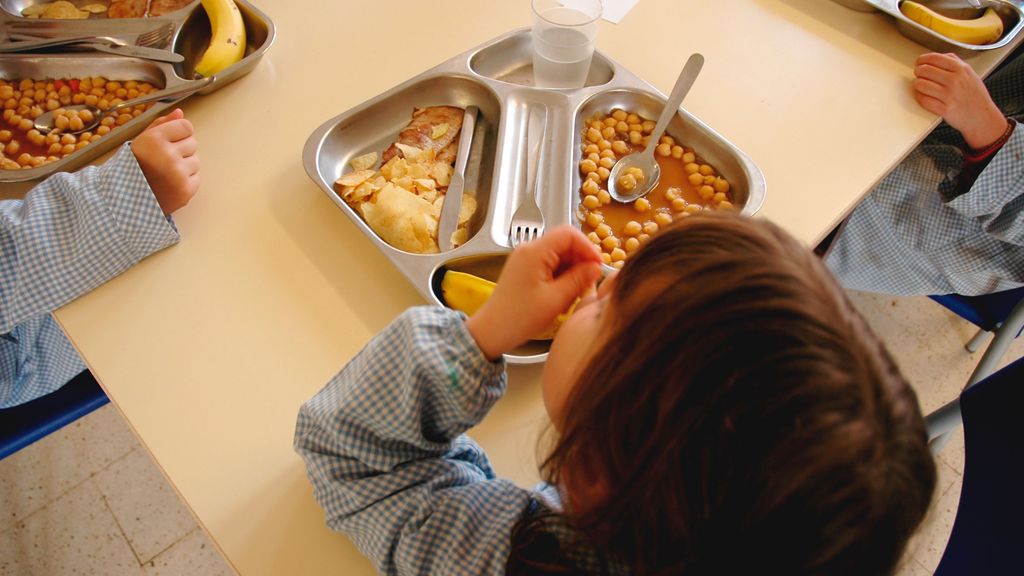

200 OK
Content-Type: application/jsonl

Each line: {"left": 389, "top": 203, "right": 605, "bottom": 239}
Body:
{"left": 303, "top": 28, "right": 767, "bottom": 364}
{"left": 0, "top": 0, "right": 274, "bottom": 182}
{"left": 831, "top": 0, "right": 1023, "bottom": 55}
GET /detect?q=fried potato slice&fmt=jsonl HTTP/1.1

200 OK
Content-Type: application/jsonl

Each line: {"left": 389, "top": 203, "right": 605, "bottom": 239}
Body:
{"left": 360, "top": 183, "right": 440, "bottom": 254}
{"left": 43, "top": 1, "right": 89, "bottom": 18}
{"left": 335, "top": 169, "right": 375, "bottom": 187}
{"left": 349, "top": 151, "right": 377, "bottom": 171}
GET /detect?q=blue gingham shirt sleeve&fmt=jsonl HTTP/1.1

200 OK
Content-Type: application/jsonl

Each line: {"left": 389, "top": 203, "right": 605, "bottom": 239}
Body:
{"left": 295, "top": 306, "right": 537, "bottom": 576}
{"left": 0, "top": 143, "right": 179, "bottom": 407}
{"left": 825, "top": 52, "right": 1024, "bottom": 296}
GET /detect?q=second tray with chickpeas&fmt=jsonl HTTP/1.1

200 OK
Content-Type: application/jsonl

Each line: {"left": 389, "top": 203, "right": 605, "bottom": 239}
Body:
{"left": 0, "top": 0, "right": 274, "bottom": 181}
{"left": 303, "top": 28, "right": 766, "bottom": 364}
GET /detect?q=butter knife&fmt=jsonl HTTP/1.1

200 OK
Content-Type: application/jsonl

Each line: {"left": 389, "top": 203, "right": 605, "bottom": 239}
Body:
{"left": 75, "top": 42, "right": 184, "bottom": 63}
{"left": 438, "top": 106, "right": 479, "bottom": 252}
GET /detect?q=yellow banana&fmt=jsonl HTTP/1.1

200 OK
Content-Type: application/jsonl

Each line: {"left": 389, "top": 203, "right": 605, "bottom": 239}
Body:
{"left": 899, "top": 1, "right": 1004, "bottom": 45}
{"left": 440, "top": 271, "right": 575, "bottom": 341}
{"left": 195, "top": 0, "right": 247, "bottom": 77}
{"left": 442, "top": 271, "right": 494, "bottom": 317}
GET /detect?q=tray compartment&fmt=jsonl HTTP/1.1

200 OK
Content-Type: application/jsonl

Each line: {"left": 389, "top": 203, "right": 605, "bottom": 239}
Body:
{"left": 304, "top": 74, "right": 502, "bottom": 257}
{"left": 572, "top": 88, "right": 765, "bottom": 221}
{"left": 831, "top": 0, "right": 1024, "bottom": 54}
{"left": 428, "top": 252, "right": 551, "bottom": 364}
{"left": 469, "top": 29, "right": 614, "bottom": 89}
{"left": 171, "top": 0, "right": 273, "bottom": 91}
{"left": 0, "top": 54, "right": 180, "bottom": 180}
{"left": 1, "top": 0, "right": 199, "bottom": 19}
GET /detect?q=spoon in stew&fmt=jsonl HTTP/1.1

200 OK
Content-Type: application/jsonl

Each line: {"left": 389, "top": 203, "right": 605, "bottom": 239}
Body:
{"left": 33, "top": 76, "right": 214, "bottom": 135}
{"left": 607, "top": 53, "right": 704, "bottom": 203}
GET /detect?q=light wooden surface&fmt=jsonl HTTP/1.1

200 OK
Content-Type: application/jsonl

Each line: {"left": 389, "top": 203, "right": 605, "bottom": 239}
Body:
{"left": 49, "top": 1, "right": 1020, "bottom": 574}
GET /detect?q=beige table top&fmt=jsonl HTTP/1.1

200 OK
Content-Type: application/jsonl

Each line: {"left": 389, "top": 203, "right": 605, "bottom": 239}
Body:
{"left": 48, "top": 0, "right": 1020, "bottom": 574}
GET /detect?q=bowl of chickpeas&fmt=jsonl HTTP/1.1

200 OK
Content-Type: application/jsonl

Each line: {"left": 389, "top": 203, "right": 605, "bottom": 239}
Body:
{"left": 572, "top": 89, "right": 765, "bottom": 269}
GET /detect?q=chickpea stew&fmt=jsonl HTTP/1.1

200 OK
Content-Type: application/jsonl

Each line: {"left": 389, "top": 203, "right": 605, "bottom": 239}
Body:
{"left": 0, "top": 77, "right": 157, "bottom": 171}
{"left": 577, "top": 108, "right": 734, "bottom": 268}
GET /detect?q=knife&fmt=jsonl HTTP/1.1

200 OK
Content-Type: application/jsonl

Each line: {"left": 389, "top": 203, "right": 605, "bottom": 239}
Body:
{"left": 82, "top": 42, "right": 184, "bottom": 63}
{"left": 438, "top": 106, "right": 479, "bottom": 252}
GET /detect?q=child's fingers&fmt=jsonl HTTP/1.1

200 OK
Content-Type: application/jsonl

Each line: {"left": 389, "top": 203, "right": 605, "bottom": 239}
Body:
{"left": 174, "top": 135, "right": 199, "bottom": 158}
{"left": 542, "top": 225, "right": 603, "bottom": 268}
{"left": 914, "top": 92, "right": 946, "bottom": 117}
{"left": 151, "top": 117, "right": 194, "bottom": 142}
{"left": 145, "top": 108, "right": 184, "bottom": 130}
{"left": 912, "top": 77, "right": 948, "bottom": 101}
{"left": 914, "top": 63, "right": 953, "bottom": 87}
{"left": 550, "top": 261, "right": 603, "bottom": 303}
{"left": 179, "top": 154, "right": 200, "bottom": 177}
{"left": 915, "top": 52, "right": 962, "bottom": 73}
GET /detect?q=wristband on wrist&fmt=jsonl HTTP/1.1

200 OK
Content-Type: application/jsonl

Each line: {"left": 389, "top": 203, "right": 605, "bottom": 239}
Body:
{"left": 964, "top": 118, "right": 1016, "bottom": 163}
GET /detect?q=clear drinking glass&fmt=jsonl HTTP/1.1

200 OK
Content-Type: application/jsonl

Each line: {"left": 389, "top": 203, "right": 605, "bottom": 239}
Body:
{"left": 531, "top": 0, "right": 602, "bottom": 89}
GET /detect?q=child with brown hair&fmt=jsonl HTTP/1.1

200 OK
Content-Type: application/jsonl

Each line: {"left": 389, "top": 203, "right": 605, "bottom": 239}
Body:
{"left": 295, "top": 212, "right": 936, "bottom": 575}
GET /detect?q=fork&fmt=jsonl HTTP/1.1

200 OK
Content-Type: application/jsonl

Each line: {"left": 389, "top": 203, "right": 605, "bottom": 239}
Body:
{"left": 133, "top": 23, "right": 175, "bottom": 48}
{"left": 3, "top": 22, "right": 173, "bottom": 51}
{"left": 509, "top": 105, "right": 547, "bottom": 247}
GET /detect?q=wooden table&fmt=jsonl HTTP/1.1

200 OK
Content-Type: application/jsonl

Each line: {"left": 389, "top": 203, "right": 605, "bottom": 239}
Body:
{"left": 47, "top": 1, "right": 1021, "bottom": 574}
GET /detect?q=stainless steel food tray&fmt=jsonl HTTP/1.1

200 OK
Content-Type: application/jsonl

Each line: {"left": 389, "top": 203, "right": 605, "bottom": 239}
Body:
{"left": 832, "top": 0, "right": 1023, "bottom": 55}
{"left": 303, "top": 28, "right": 767, "bottom": 364}
{"left": 0, "top": 0, "right": 274, "bottom": 182}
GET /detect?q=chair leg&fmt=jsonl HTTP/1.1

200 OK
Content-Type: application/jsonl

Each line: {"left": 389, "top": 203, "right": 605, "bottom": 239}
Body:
{"left": 925, "top": 397, "right": 962, "bottom": 455}
{"left": 965, "top": 327, "right": 992, "bottom": 353}
{"left": 966, "top": 298, "right": 1024, "bottom": 387}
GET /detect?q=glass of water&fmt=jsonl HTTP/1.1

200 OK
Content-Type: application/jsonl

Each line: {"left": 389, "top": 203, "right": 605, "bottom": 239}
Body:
{"left": 531, "top": 0, "right": 602, "bottom": 89}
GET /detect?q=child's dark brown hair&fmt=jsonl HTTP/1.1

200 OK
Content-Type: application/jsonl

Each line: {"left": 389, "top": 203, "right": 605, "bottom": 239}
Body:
{"left": 508, "top": 212, "right": 936, "bottom": 575}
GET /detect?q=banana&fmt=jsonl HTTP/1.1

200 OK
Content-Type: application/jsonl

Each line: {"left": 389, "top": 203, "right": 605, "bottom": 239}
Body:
{"left": 441, "top": 271, "right": 494, "bottom": 317}
{"left": 899, "top": 1, "right": 1004, "bottom": 46}
{"left": 194, "top": 0, "right": 247, "bottom": 77}
{"left": 440, "top": 270, "right": 575, "bottom": 341}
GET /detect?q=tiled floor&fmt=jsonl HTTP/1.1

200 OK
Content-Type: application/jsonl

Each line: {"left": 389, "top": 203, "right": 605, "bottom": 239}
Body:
{"left": 1, "top": 290, "right": 1021, "bottom": 575}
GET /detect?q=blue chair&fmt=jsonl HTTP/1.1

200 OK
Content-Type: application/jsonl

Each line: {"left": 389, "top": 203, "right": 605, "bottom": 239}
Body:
{"left": 927, "top": 356, "right": 1024, "bottom": 576}
{"left": 0, "top": 370, "right": 109, "bottom": 460}
{"left": 929, "top": 286, "right": 1024, "bottom": 387}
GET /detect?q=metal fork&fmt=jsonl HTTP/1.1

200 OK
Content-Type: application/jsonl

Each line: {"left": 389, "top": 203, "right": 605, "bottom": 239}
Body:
{"left": 509, "top": 105, "right": 547, "bottom": 246}
{"left": 3, "top": 22, "right": 173, "bottom": 51}
{"left": 133, "top": 23, "right": 175, "bottom": 48}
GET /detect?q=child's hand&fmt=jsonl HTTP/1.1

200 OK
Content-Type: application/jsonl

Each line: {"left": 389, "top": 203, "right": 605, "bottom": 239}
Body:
{"left": 131, "top": 108, "right": 200, "bottom": 215}
{"left": 912, "top": 52, "right": 1007, "bottom": 150}
{"left": 466, "top": 226, "right": 603, "bottom": 360}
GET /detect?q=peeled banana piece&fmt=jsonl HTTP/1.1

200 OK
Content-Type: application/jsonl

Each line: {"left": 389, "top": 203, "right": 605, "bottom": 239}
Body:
{"left": 899, "top": 1, "right": 1004, "bottom": 46}
{"left": 195, "top": 0, "right": 247, "bottom": 77}
{"left": 440, "top": 270, "right": 574, "bottom": 341}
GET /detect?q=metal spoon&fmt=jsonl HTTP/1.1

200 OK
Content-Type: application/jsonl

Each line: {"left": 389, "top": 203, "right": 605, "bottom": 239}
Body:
{"left": 607, "top": 53, "right": 704, "bottom": 203}
{"left": 33, "top": 76, "right": 213, "bottom": 135}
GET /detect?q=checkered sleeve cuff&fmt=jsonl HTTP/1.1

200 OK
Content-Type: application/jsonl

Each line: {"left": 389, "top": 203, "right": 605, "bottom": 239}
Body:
{"left": 95, "top": 143, "right": 180, "bottom": 258}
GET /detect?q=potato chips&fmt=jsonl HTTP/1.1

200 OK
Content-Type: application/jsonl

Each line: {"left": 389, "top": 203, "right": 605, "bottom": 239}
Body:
{"left": 335, "top": 137, "right": 476, "bottom": 254}
{"left": 22, "top": 1, "right": 93, "bottom": 19}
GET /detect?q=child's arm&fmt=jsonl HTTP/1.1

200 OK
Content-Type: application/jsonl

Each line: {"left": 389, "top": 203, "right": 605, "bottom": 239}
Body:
{"left": 0, "top": 109, "right": 197, "bottom": 333}
{"left": 912, "top": 53, "right": 1024, "bottom": 245}
{"left": 294, "top": 307, "right": 524, "bottom": 575}
{"left": 294, "top": 228, "right": 601, "bottom": 574}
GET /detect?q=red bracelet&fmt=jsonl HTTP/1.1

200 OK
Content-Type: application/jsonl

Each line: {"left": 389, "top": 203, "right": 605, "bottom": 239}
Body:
{"left": 963, "top": 118, "right": 1016, "bottom": 163}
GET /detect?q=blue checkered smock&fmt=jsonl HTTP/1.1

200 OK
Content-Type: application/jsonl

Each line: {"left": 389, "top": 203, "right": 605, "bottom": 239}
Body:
{"left": 0, "top": 144, "right": 179, "bottom": 408}
{"left": 826, "top": 52, "right": 1024, "bottom": 296}
{"left": 295, "top": 307, "right": 615, "bottom": 576}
